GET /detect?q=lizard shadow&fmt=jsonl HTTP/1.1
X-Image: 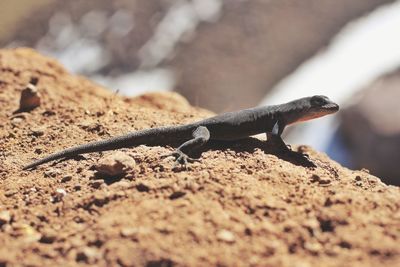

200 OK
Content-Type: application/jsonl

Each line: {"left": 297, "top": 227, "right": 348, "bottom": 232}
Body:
{"left": 92, "top": 172, "right": 126, "bottom": 185}
{"left": 199, "top": 137, "right": 316, "bottom": 168}
{"left": 45, "top": 138, "right": 315, "bottom": 175}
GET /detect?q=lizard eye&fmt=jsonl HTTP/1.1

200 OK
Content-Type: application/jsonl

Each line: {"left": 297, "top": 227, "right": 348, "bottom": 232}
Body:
{"left": 310, "top": 96, "right": 326, "bottom": 106}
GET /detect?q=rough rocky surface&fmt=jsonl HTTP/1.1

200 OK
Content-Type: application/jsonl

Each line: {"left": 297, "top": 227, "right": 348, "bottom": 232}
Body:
{"left": 340, "top": 69, "right": 400, "bottom": 186}
{"left": 0, "top": 48, "right": 399, "bottom": 266}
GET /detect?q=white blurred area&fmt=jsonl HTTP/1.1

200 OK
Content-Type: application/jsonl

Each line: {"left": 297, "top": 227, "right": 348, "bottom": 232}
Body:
{"left": 138, "top": 0, "right": 222, "bottom": 68}
{"left": 260, "top": 0, "right": 400, "bottom": 155}
{"left": 30, "top": 0, "right": 223, "bottom": 95}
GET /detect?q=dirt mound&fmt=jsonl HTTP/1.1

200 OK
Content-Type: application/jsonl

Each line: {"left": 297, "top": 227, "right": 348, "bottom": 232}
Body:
{"left": 0, "top": 48, "right": 399, "bottom": 266}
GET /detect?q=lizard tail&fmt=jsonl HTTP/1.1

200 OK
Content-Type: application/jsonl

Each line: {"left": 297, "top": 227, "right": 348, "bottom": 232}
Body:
{"left": 23, "top": 125, "right": 193, "bottom": 170}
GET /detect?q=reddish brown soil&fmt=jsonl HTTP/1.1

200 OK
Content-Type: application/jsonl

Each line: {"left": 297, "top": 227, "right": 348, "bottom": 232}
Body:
{"left": 0, "top": 48, "right": 399, "bottom": 267}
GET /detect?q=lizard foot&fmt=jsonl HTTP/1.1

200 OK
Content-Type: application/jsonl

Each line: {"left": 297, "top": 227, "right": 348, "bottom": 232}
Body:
{"left": 161, "top": 150, "right": 200, "bottom": 166}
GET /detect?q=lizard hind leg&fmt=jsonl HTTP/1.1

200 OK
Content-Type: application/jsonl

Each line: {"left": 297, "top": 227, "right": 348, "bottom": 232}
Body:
{"left": 161, "top": 126, "right": 210, "bottom": 165}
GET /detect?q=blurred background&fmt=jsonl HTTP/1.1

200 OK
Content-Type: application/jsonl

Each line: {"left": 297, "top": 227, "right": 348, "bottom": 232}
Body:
{"left": 0, "top": 0, "right": 399, "bottom": 185}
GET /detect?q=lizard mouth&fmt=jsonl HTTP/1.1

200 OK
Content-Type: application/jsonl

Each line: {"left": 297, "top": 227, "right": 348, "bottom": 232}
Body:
{"left": 322, "top": 103, "right": 339, "bottom": 112}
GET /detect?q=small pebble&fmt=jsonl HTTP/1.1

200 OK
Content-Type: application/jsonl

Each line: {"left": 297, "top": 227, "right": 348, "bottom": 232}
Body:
{"left": 136, "top": 182, "right": 151, "bottom": 192}
{"left": 169, "top": 191, "right": 186, "bottom": 200}
{"left": 61, "top": 175, "right": 72, "bottom": 183}
{"left": 76, "top": 247, "right": 100, "bottom": 264}
{"left": 74, "top": 184, "right": 82, "bottom": 191}
{"left": 29, "top": 187, "right": 37, "bottom": 193}
{"left": 44, "top": 168, "right": 60, "bottom": 178}
{"left": 39, "top": 229, "right": 57, "bottom": 244}
{"left": 361, "top": 168, "right": 370, "bottom": 173}
{"left": 216, "top": 229, "right": 235, "bottom": 243}
{"left": 52, "top": 188, "right": 67, "bottom": 202}
{"left": 319, "top": 178, "right": 331, "bottom": 186}
{"left": 95, "top": 152, "right": 136, "bottom": 176}
{"left": 4, "top": 189, "right": 17, "bottom": 197}
{"left": 12, "top": 223, "right": 42, "bottom": 242}
{"left": 310, "top": 174, "right": 331, "bottom": 186}
{"left": 30, "top": 127, "right": 45, "bottom": 137}
{"left": 89, "top": 180, "right": 104, "bottom": 189}
{"left": 19, "top": 78, "right": 41, "bottom": 111}
{"left": 304, "top": 241, "right": 322, "bottom": 254}
{"left": 355, "top": 181, "right": 363, "bottom": 187}
{"left": 11, "top": 117, "right": 23, "bottom": 125}
{"left": 0, "top": 211, "right": 11, "bottom": 225}
{"left": 310, "top": 174, "right": 320, "bottom": 183}
{"left": 120, "top": 227, "right": 139, "bottom": 239}
{"left": 56, "top": 188, "right": 67, "bottom": 195}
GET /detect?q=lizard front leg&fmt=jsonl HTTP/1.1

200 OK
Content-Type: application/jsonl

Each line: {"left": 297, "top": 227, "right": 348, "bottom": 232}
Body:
{"left": 267, "top": 121, "right": 314, "bottom": 167}
{"left": 266, "top": 121, "right": 291, "bottom": 152}
{"left": 162, "top": 126, "right": 210, "bottom": 165}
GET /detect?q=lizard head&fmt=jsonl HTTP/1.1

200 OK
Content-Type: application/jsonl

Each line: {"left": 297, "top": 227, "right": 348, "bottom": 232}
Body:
{"left": 310, "top": 95, "right": 339, "bottom": 113}
{"left": 291, "top": 95, "right": 339, "bottom": 123}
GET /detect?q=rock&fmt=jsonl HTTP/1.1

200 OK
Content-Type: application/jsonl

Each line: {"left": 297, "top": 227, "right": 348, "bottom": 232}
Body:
{"left": 0, "top": 211, "right": 11, "bottom": 225}
{"left": 78, "top": 122, "right": 106, "bottom": 135}
{"left": 12, "top": 223, "right": 42, "bottom": 242}
{"left": 19, "top": 77, "right": 41, "bottom": 111}
{"left": 51, "top": 188, "right": 67, "bottom": 203}
{"left": 4, "top": 189, "right": 17, "bottom": 197}
{"left": 216, "top": 229, "right": 235, "bottom": 243}
{"left": 169, "top": 191, "right": 186, "bottom": 200}
{"left": 39, "top": 229, "right": 57, "bottom": 244}
{"left": 120, "top": 227, "right": 150, "bottom": 239}
{"left": 304, "top": 241, "right": 323, "bottom": 255}
{"left": 73, "top": 184, "right": 82, "bottom": 191}
{"left": 120, "top": 227, "right": 139, "bottom": 239}
{"left": 310, "top": 174, "right": 331, "bottom": 186}
{"left": 61, "top": 175, "right": 73, "bottom": 183}
{"left": 76, "top": 247, "right": 100, "bottom": 264}
{"left": 89, "top": 180, "right": 104, "bottom": 189}
{"left": 44, "top": 168, "right": 61, "bottom": 178}
{"left": 95, "top": 152, "right": 135, "bottom": 176}
{"left": 136, "top": 182, "right": 152, "bottom": 192}
{"left": 29, "top": 126, "right": 45, "bottom": 137}
{"left": 11, "top": 117, "right": 23, "bottom": 126}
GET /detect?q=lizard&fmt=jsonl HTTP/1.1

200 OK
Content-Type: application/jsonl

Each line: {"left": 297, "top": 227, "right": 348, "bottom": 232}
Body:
{"left": 23, "top": 95, "right": 339, "bottom": 170}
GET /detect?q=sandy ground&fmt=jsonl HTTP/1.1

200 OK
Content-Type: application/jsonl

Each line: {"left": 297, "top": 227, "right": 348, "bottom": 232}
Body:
{"left": 0, "top": 48, "right": 399, "bottom": 267}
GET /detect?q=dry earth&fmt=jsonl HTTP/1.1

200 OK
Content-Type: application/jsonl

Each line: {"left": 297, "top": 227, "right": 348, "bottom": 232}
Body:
{"left": 0, "top": 48, "right": 399, "bottom": 267}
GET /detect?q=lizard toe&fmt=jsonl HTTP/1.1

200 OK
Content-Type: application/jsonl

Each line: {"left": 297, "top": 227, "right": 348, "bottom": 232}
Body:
{"left": 161, "top": 149, "right": 199, "bottom": 166}
{"left": 176, "top": 153, "right": 199, "bottom": 165}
